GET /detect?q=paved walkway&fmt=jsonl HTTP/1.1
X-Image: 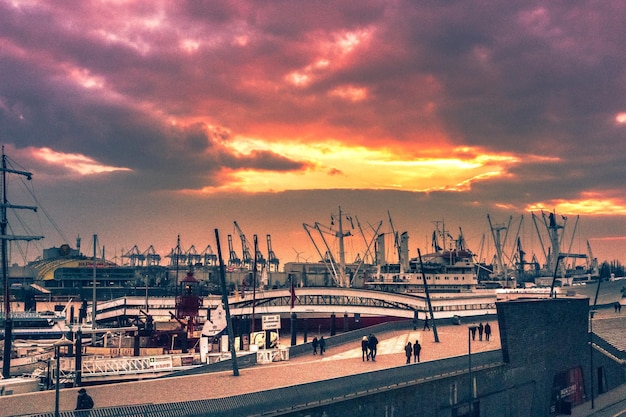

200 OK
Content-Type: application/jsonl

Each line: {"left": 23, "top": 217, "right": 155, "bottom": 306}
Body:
{"left": 571, "top": 383, "right": 626, "bottom": 417}
{"left": 2, "top": 309, "right": 625, "bottom": 417}
{"left": 2, "top": 319, "right": 500, "bottom": 416}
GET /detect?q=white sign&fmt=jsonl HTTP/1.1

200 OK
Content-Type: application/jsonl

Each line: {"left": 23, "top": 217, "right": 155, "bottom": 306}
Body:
{"left": 262, "top": 314, "right": 281, "bottom": 330}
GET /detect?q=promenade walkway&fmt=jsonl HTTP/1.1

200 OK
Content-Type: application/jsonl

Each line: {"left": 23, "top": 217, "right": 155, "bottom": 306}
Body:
{"left": 3, "top": 317, "right": 500, "bottom": 416}
{"left": 2, "top": 307, "right": 625, "bottom": 417}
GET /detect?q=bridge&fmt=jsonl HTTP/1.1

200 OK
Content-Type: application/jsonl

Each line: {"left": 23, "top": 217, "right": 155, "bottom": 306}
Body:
{"left": 94, "top": 288, "right": 498, "bottom": 324}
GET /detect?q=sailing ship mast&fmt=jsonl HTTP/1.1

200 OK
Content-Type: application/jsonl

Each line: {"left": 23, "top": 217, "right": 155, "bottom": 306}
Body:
{"left": 1, "top": 146, "right": 43, "bottom": 378}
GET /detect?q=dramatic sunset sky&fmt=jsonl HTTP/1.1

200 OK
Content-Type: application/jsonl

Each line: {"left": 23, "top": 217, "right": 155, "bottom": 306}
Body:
{"left": 2, "top": 1, "right": 625, "bottom": 270}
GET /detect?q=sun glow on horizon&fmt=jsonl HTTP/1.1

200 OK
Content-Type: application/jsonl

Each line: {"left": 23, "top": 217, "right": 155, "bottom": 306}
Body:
{"left": 527, "top": 195, "right": 626, "bottom": 215}
{"left": 185, "top": 138, "right": 526, "bottom": 194}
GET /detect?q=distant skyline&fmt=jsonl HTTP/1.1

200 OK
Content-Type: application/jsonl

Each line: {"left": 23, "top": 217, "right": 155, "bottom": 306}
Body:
{"left": 2, "top": 1, "right": 625, "bottom": 269}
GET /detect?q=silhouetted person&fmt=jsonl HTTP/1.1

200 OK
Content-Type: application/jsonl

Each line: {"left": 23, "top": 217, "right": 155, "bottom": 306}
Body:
{"left": 478, "top": 322, "right": 484, "bottom": 341}
{"left": 361, "top": 336, "right": 369, "bottom": 361}
{"left": 413, "top": 340, "right": 421, "bottom": 363}
{"left": 312, "top": 336, "right": 319, "bottom": 355}
{"left": 405, "top": 342, "right": 412, "bottom": 364}
{"left": 484, "top": 323, "right": 492, "bottom": 341}
{"left": 368, "top": 333, "right": 379, "bottom": 361}
{"left": 76, "top": 388, "right": 94, "bottom": 410}
{"left": 423, "top": 316, "right": 430, "bottom": 331}
{"left": 470, "top": 325, "right": 477, "bottom": 341}
{"left": 319, "top": 336, "right": 326, "bottom": 355}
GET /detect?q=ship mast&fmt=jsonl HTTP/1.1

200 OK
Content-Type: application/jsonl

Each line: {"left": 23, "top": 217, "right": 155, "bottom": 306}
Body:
{"left": 1, "top": 146, "right": 43, "bottom": 378}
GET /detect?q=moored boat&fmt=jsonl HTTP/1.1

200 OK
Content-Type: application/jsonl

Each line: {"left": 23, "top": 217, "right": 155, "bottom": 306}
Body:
{"left": 365, "top": 223, "right": 478, "bottom": 293}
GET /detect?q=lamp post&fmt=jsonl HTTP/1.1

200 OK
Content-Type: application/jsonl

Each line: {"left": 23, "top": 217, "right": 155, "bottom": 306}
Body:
{"left": 590, "top": 310, "right": 595, "bottom": 409}
{"left": 54, "top": 336, "right": 73, "bottom": 417}
{"left": 468, "top": 325, "right": 473, "bottom": 415}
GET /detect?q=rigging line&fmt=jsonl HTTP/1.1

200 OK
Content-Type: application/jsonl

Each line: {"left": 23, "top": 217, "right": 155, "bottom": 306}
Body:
{"left": 7, "top": 221, "right": 29, "bottom": 264}
{"left": 20, "top": 173, "right": 70, "bottom": 244}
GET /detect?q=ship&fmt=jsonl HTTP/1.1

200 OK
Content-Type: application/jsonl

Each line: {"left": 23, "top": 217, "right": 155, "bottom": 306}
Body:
{"left": 364, "top": 221, "right": 478, "bottom": 293}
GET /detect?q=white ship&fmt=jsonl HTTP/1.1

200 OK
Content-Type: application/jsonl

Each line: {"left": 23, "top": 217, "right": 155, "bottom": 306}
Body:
{"left": 365, "top": 221, "right": 478, "bottom": 293}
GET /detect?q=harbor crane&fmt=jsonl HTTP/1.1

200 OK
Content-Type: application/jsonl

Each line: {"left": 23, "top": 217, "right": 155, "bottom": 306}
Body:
{"left": 186, "top": 245, "right": 202, "bottom": 266}
{"left": 200, "top": 245, "right": 217, "bottom": 266}
{"left": 227, "top": 234, "right": 241, "bottom": 268}
{"left": 254, "top": 235, "right": 266, "bottom": 269}
{"left": 266, "top": 234, "right": 280, "bottom": 272}
{"left": 143, "top": 245, "right": 161, "bottom": 266}
{"left": 234, "top": 221, "right": 254, "bottom": 269}
{"left": 303, "top": 206, "right": 377, "bottom": 288}
{"left": 166, "top": 236, "right": 187, "bottom": 267}
{"left": 123, "top": 245, "right": 146, "bottom": 267}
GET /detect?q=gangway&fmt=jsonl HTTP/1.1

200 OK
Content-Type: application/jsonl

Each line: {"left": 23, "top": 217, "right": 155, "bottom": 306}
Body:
{"left": 60, "top": 353, "right": 203, "bottom": 383}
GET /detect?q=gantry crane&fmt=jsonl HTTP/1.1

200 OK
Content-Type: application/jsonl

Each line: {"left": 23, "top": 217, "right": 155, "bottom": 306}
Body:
{"left": 186, "top": 245, "right": 202, "bottom": 266}
{"left": 234, "top": 221, "right": 254, "bottom": 268}
{"left": 143, "top": 245, "right": 161, "bottom": 266}
{"left": 123, "top": 245, "right": 146, "bottom": 266}
{"left": 266, "top": 234, "right": 279, "bottom": 272}
{"left": 166, "top": 236, "right": 187, "bottom": 267}
{"left": 252, "top": 234, "right": 266, "bottom": 269}
{"left": 200, "top": 245, "right": 217, "bottom": 266}
{"left": 227, "top": 234, "right": 241, "bottom": 268}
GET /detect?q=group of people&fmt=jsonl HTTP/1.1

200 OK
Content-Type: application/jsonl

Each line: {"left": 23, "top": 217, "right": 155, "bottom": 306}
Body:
{"left": 404, "top": 339, "right": 422, "bottom": 364}
{"left": 469, "top": 322, "right": 492, "bottom": 341}
{"left": 311, "top": 336, "right": 326, "bottom": 355}
{"left": 361, "top": 333, "right": 379, "bottom": 361}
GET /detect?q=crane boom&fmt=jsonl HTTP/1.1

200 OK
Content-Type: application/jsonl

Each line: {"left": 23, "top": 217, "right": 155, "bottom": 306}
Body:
{"left": 234, "top": 221, "right": 253, "bottom": 267}
{"left": 227, "top": 234, "right": 241, "bottom": 267}
{"left": 267, "top": 234, "right": 279, "bottom": 271}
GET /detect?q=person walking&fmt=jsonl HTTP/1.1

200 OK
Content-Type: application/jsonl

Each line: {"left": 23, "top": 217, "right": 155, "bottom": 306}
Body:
{"left": 319, "top": 336, "right": 326, "bottom": 355}
{"left": 361, "top": 336, "right": 369, "bottom": 361}
{"left": 368, "top": 333, "right": 379, "bottom": 361}
{"left": 423, "top": 316, "right": 430, "bottom": 331}
{"left": 312, "top": 336, "right": 319, "bottom": 355}
{"left": 478, "top": 322, "right": 484, "bottom": 341}
{"left": 76, "top": 388, "right": 94, "bottom": 410}
{"left": 404, "top": 342, "right": 413, "bottom": 364}
{"left": 484, "top": 323, "right": 492, "bottom": 341}
{"left": 470, "top": 325, "right": 477, "bottom": 341}
{"left": 413, "top": 340, "right": 421, "bottom": 363}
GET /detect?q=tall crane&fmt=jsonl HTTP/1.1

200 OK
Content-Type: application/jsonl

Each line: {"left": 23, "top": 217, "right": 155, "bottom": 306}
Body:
{"left": 143, "top": 245, "right": 161, "bottom": 266}
{"left": 186, "top": 245, "right": 202, "bottom": 266}
{"left": 123, "top": 245, "right": 145, "bottom": 267}
{"left": 234, "top": 221, "right": 253, "bottom": 268}
{"left": 200, "top": 245, "right": 217, "bottom": 266}
{"left": 253, "top": 234, "right": 266, "bottom": 269}
{"left": 227, "top": 234, "right": 241, "bottom": 268}
{"left": 266, "top": 234, "right": 280, "bottom": 272}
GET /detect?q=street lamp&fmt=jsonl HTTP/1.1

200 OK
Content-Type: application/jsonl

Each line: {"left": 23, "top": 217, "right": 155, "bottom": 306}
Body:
{"left": 468, "top": 325, "right": 473, "bottom": 415}
{"left": 589, "top": 309, "right": 595, "bottom": 410}
{"left": 54, "top": 336, "right": 73, "bottom": 417}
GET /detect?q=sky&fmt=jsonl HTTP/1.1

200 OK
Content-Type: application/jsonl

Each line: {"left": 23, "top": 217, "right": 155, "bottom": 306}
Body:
{"left": 1, "top": 0, "right": 625, "bottom": 272}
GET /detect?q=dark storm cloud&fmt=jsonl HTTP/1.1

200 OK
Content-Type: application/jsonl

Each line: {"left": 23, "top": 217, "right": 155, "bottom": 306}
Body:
{"left": 2, "top": 0, "right": 626, "bottom": 264}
